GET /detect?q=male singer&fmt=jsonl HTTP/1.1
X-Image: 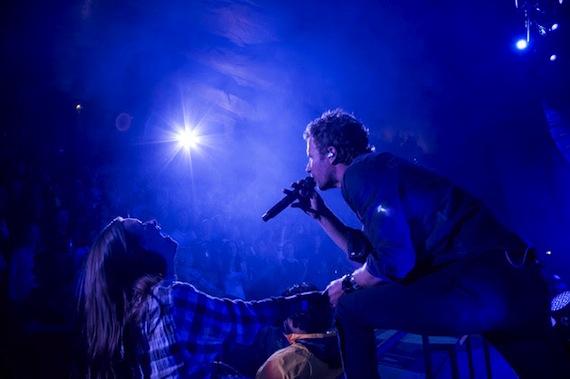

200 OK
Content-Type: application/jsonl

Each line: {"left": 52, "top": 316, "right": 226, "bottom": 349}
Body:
{"left": 292, "top": 108, "right": 569, "bottom": 378}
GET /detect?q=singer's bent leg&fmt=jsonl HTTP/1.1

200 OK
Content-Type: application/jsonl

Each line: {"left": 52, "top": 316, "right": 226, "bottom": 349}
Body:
{"left": 334, "top": 251, "right": 567, "bottom": 378}
{"left": 335, "top": 277, "right": 464, "bottom": 379}
{"left": 335, "top": 298, "right": 380, "bottom": 379}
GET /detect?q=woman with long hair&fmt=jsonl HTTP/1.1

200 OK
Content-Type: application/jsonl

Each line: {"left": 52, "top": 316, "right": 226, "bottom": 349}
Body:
{"left": 79, "top": 217, "right": 325, "bottom": 378}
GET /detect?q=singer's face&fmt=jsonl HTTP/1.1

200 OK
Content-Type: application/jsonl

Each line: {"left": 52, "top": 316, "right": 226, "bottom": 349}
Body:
{"left": 306, "top": 137, "right": 335, "bottom": 190}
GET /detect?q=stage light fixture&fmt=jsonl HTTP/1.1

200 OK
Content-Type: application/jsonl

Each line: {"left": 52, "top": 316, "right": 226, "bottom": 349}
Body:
{"left": 552, "top": 290, "right": 570, "bottom": 312}
{"left": 550, "top": 54, "right": 558, "bottom": 60}
{"left": 516, "top": 39, "right": 529, "bottom": 49}
{"left": 547, "top": 272, "right": 570, "bottom": 339}
{"left": 514, "top": 0, "right": 564, "bottom": 55}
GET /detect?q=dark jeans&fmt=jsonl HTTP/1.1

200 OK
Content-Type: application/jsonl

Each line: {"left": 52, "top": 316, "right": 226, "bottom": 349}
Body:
{"left": 335, "top": 250, "right": 570, "bottom": 378}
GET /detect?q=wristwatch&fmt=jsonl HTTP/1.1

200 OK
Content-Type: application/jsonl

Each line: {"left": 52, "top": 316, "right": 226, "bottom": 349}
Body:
{"left": 341, "top": 273, "right": 361, "bottom": 293}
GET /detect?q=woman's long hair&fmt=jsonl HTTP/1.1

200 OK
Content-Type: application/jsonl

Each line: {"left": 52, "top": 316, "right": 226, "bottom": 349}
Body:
{"left": 79, "top": 217, "right": 166, "bottom": 378}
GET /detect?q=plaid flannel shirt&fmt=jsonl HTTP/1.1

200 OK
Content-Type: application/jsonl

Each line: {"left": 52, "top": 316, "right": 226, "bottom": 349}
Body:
{"left": 128, "top": 280, "right": 282, "bottom": 378}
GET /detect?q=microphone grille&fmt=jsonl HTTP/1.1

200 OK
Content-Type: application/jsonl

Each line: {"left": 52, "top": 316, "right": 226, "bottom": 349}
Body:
{"left": 303, "top": 176, "right": 315, "bottom": 190}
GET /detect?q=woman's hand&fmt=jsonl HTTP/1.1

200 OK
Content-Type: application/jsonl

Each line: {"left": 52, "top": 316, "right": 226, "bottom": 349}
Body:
{"left": 325, "top": 277, "right": 345, "bottom": 307}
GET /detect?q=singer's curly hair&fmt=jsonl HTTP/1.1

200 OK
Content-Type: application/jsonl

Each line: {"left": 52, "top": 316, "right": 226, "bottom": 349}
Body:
{"left": 303, "top": 108, "right": 374, "bottom": 165}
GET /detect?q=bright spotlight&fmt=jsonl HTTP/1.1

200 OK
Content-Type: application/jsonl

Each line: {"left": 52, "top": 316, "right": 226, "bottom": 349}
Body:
{"left": 550, "top": 54, "right": 557, "bottom": 61}
{"left": 176, "top": 129, "right": 200, "bottom": 149}
{"left": 516, "top": 39, "right": 528, "bottom": 50}
{"left": 552, "top": 23, "right": 559, "bottom": 31}
{"left": 152, "top": 110, "right": 221, "bottom": 176}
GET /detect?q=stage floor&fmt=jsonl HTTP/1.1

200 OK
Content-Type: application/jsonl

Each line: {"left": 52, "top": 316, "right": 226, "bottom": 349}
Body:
{"left": 376, "top": 330, "right": 518, "bottom": 378}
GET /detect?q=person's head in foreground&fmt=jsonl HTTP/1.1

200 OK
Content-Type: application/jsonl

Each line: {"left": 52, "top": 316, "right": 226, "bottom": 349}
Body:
{"left": 80, "top": 217, "right": 176, "bottom": 377}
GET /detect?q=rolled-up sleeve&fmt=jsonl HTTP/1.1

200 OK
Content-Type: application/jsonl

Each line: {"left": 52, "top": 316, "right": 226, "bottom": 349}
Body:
{"left": 345, "top": 227, "right": 373, "bottom": 263}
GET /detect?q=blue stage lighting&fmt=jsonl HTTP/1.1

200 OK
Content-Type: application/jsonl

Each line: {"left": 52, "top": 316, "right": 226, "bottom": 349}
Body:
{"left": 516, "top": 39, "right": 529, "bottom": 50}
{"left": 176, "top": 129, "right": 200, "bottom": 149}
{"left": 552, "top": 291, "right": 570, "bottom": 312}
{"left": 149, "top": 110, "right": 220, "bottom": 175}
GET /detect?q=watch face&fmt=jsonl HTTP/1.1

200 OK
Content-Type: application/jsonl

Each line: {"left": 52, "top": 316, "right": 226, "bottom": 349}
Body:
{"left": 341, "top": 276, "right": 353, "bottom": 293}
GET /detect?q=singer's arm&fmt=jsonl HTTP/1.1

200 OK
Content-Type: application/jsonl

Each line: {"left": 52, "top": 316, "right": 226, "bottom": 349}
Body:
{"left": 304, "top": 191, "right": 350, "bottom": 255}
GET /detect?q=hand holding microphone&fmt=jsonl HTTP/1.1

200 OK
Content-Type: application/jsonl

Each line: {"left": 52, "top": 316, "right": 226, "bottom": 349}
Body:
{"left": 261, "top": 177, "right": 316, "bottom": 222}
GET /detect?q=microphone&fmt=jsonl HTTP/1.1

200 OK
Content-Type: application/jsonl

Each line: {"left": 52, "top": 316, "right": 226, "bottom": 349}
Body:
{"left": 262, "top": 177, "right": 315, "bottom": 222}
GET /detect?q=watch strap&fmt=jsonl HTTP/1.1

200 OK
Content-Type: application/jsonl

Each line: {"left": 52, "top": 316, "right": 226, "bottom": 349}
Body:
{"left": 341, "top": 273, "right": 361, "bottom": 293}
